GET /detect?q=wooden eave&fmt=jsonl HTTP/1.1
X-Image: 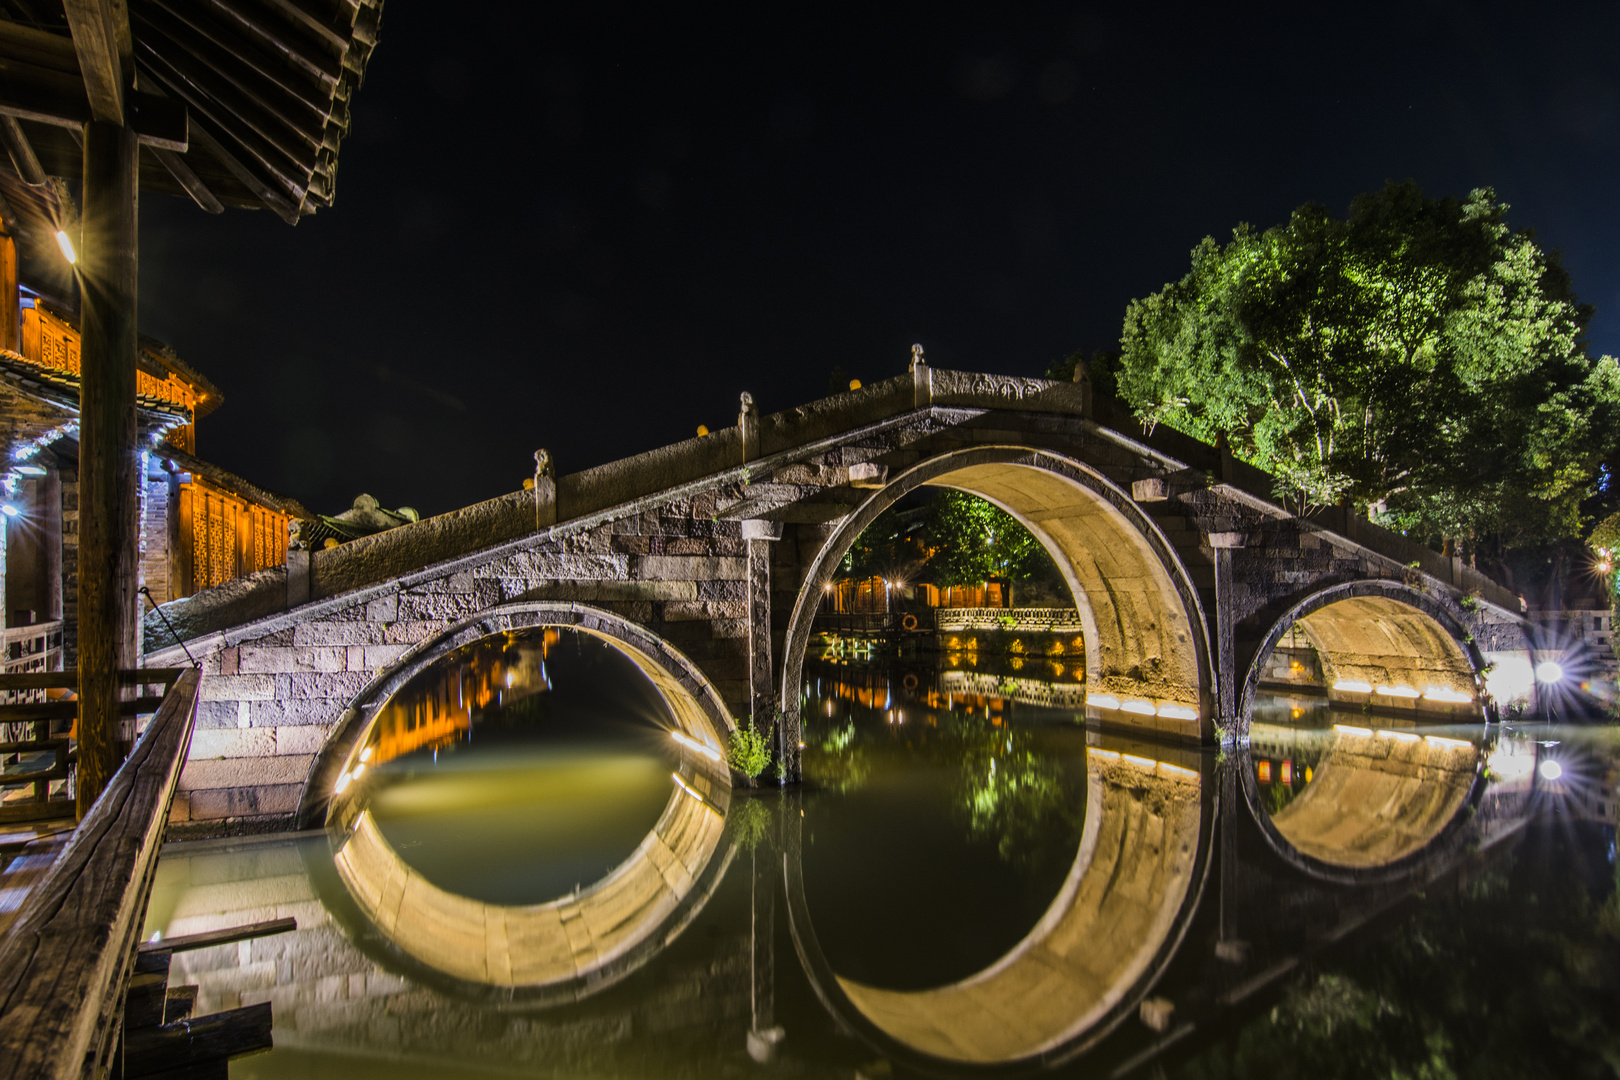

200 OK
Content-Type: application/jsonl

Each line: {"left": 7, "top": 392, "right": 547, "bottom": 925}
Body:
{"left": 0, "top": 0, "right": 383, "bottom": 222}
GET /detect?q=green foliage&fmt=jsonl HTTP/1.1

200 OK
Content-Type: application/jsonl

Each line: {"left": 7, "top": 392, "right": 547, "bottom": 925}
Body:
{"left": 1118, "top": 181, "right": 1620, "bottom": 550}
{"left": 727, "top": 716, "right": 774, "bottom": 779}
{"left": 801, "top": 720, "right": 870, "bottom": 794}
{"left": 1046, "top": 348, "right": 1123, "bottom": 398}
{"left": 951, "top": 719, "right": 1080, "bottom": 871}
{"left": 728, "top": 798, "right": 772, "bottom": 851}
{"left": 925, "top": 490, "right": 1047, "bottom": 587}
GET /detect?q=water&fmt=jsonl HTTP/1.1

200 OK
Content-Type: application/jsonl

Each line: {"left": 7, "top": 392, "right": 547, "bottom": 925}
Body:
{"left": 143, "top": 636, "right": 1620, "bottom": 1078}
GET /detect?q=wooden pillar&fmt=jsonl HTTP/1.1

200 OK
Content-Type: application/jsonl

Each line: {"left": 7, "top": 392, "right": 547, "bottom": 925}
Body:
{"left": 0, "top": 227, "right": 17, "bottom": 353}
{"left": 76, "top": 119, "right": 139, "bottom": 818}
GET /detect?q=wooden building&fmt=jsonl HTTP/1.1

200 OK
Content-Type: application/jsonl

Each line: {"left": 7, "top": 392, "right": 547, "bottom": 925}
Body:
{"left": 0, "top": 184, "right": 312, "bottom": 668}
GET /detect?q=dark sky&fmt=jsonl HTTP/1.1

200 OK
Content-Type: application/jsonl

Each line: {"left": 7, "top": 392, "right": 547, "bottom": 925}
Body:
{"left": 133, "top": 1, "right": 1620, "bottom": 518}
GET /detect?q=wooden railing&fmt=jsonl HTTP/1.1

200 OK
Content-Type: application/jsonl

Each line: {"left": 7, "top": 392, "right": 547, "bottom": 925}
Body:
{"left": 0, "top": 670, "right": 185, "bottom": 826}
{"left": 0, "top": 668, "right": 201, "bottom": 1080}
{"left": 1, "top": 622, "right": 63, "bottom": 677}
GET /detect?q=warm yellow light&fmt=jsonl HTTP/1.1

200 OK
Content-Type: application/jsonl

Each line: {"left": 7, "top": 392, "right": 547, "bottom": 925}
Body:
{"left": 55, "top": 230, "right": 76, "bottom": 264}
{"left": 696, "top": 425, "right": 710, "bottom": 437}
{"left": 671, "top": 729, "right": 721, "bottom": 762}
{"left": 848, "top": 379, "right": 862, "bottom": 391}
{"left": 1332, "top": 679, "right": 1374, "bottom": 694}
{"left": 335, "top": 771, "right": 352, "bottom": 793}
{"left": 359, "top": 746, "right": 374, "bottom": 762}
{"left": 1376, "top": 685, "right": 1420, "bottom": 698}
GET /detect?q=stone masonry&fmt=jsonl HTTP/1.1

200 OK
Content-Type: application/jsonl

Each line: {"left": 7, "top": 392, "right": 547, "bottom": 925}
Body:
{"left": 145, "top": 366, "right": 1539, "bottom": 836}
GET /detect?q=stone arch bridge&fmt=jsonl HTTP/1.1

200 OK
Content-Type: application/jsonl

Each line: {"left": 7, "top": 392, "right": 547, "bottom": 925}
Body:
{"left": 145, "top": 364, "right": 1535, "bottom": 834}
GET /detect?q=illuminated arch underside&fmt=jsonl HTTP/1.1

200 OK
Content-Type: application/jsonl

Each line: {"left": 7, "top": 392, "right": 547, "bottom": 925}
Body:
{"left": 1294, "top": 596, "right": 1477, "bottom": 707}
{"left": 928, "top": 462, "right": 1203, "bottom": 731}
{"left": 333, "top": 769, "right": 728, "bottom": 988}
{"left": 1269, "top": 728, "right": 1479, "bottom": 868}
{"left": 834, "top": 756, "right": 1202, "bottom": 1064}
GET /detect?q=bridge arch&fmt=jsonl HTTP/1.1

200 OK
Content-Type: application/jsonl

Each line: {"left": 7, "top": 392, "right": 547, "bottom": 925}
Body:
{"left": 296, "top": 601, "right": 736, "bottom": 828}
{"left": 781, "top": 446, "right": 1217, "bottom": 756}
{"left": 783, "top": 749, "right": 1215, "bottom": 1069}
{"left": 1238, "top": 580, "right": 1488, "bottom": 739}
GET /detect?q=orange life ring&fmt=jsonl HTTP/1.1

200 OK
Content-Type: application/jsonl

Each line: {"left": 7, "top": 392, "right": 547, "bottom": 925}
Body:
{"left": 902, "top": 673, "right": 918, "bottom": 690}
{"left": 901, "top": 614, "right": 919, "bottom": 631}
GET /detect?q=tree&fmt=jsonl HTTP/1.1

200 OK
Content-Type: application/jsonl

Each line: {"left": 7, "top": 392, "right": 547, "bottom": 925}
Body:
{"left": 924, "top": 490, "right": 1048, "bottom": 597}
{"left": 1116, "top": 181, "right": 1620, "bottom": 555}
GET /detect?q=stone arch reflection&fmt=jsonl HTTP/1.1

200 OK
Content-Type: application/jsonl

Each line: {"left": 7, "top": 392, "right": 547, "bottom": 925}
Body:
{"left": 784, "top": 741, "right": 1214, "bottom": 1069}
{"left": 309, "top": 606, "right": 743, "bottom": 1003}
{"left": 1244, "top": 723, "right": 1485, "bottom": 880}
{"left": 326, "top": 761, "right": 734, "bottom": 1001}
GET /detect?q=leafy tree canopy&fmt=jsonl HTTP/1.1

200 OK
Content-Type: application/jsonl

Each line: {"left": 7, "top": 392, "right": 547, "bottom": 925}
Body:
{"left": 1115, "top": 181, "right": 1620, "bottom": 551}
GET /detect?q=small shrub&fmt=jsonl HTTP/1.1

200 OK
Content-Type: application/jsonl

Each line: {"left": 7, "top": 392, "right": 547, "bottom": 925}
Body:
{"left": 727, "top": 717, "right": 775, "bottom": 779}
{"left": 1460, "top": 594, "right": 1480, "bottom": 612}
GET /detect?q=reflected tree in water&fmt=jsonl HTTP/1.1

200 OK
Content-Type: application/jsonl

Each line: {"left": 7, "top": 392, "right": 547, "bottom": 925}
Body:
{"left": 945, "top": 714, "right": 1081, "bottom": 872}
{"left": 1179, "top": 825, "right": 1620, "bottom": 1080}
{"left": 803, "top": 722, "right": 871, "bottom": 794}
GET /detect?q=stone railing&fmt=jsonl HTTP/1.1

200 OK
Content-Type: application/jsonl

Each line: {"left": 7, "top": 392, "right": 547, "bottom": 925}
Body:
{"left": 935, "top": 607, "right": 1084, "bottom": 632}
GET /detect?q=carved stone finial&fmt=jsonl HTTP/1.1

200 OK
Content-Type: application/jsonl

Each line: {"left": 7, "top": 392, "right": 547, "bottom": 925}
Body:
{"left": 739, "top": 391, "right": 756, "bottom": 414}
{"left": 534, "top": 448, "right": 554, "bottom": 478}
{"left": 911, "top": 343, "right": 925, "bottom": 371}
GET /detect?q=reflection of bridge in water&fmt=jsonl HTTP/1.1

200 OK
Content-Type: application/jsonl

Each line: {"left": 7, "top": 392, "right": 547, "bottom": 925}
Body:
{"left": 142, "top": 711, "right": 1567, "bottom": 1077}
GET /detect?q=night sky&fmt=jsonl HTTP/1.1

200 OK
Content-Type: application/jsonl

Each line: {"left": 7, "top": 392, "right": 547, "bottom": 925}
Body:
{"left": 131, "top": 2, "right": 1620, "bottom": 518}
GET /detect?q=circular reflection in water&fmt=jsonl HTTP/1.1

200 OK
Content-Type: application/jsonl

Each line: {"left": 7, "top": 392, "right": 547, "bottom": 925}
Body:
{"left": 793, "top": 661, "right": 1213, "bottom": 1067}
{"left": 1246, "top": 697, "right": 1486, "bottom": 876}
{"left": 326, "top": 626, "right": 736, "bottom": 1000}
{"left": 360, "top": 629, "right": 677, "bottom": 904}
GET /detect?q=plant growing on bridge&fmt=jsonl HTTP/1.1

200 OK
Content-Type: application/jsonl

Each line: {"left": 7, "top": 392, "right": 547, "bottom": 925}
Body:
{"left": 1116, "top": 181, "right": 1620, "bottom": 556}
{"left": 727, "top": 714, "right": 775, "bottom": 780}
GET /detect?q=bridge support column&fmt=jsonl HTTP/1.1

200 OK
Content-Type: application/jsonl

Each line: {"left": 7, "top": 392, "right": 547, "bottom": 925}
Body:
{"left": 743, "top": 520, "right": 787, "bottom": 775}
{"left": 1209, "top": 531, "right": 1246, "bottom": 743}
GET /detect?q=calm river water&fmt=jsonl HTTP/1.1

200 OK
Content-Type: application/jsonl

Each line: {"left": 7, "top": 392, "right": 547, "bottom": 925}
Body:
{"left": 144, "top": 631, "right": 1620, "bottom": 1078}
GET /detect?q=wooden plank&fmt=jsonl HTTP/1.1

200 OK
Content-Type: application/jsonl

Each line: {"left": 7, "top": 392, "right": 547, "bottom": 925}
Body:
{"left": 122, "top": 1002, "right": 272, "bottom": 1077}
{"left": 0, "top": 115, "right": 45, "bottom": 185}
{"left": 122, "top": 668, "right": 186, "bottom": 684}
{"left": 0, "top": 669, "right": 200, "bottom": 1079}
{"left": 0, "top": 739, "right": 70, "bottom": 753}
{"left": 0, "top": 62, "right": 187, "bottom": 149}
{"left": 0, "top": 22, "right": 80, "bottom": 74}
{"left": 140, "top": 916, "right": 295, "bottom": 955}
{"left": 164, "top": 985, "right": 197, "bottom": 1024}
{"left": 149, "top": 146, "right": 224, "bottom": 213}
{"left": 123, "top": 954, "right": 170, "bottom": 1029}
{"left": 0, "top": 674, "right": 76, "bottom": 690}
{"left": 120, "top": 695, "right": 167, "bottom": 715}
{"left": 0, "top": 703, "right": 76, "bottom": 722}
{"left": 0, "top": 800, "right": 75, "bottom": 825}
{"left": 60, "top": 0, "right": 126, "bottom": 124}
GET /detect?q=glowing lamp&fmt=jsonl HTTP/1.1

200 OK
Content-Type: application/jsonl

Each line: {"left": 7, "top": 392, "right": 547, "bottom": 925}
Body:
{"left": 54, "top": 230, "right": 76, "bottom": 264}
{"left": 1376, "top": 685, "right": 1420, "bottom": 698}
{"left": 334, "top": 771, "right": 352, "bottom": 794}
{"left": 1539, "top": 759, "right": 1563, "bottom": 781}
{"left": 1121, "top": 699, "right": 1156, "bottom": 715}
{"left": 1332, "top": 679, "right": 1373, "bottom": 694}
{"left": 359, "top": 746, "right": 374, "bottom": 762}
{"left": 1423, "top": 687, "right": 1473, "bottom": 703}
{"left": 14, "top": 465, "right": 45, "bottom": 477}
{"left": 0, "top": 505, "right": 16, "bottom": 517}
{"left": 1535, "top": 660, "right": 1564, "bottom": 684}
{"left": 1156, "top": 703, "right": 1198, "bottom": 720}
{"left": 1088, "top": 694, "right": 1121, "bottom": 710}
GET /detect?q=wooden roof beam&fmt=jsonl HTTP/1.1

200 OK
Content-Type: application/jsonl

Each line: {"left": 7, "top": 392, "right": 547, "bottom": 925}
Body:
{"left": 148, "top": 145, "right": 222, "bottom": 213}
{"left": 62, "top": 0, "right": 130, "bottom": 124}
{"left": 0, "top": 115, "right": 46, "bottom": 185}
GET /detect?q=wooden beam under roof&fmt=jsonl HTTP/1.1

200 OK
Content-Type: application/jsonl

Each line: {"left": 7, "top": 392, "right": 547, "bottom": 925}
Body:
{"left": 0, "top": 115, "right": 46, "bottom": 185}
{"left": 61, "top": 0, "right": 129, "bottom": 124}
